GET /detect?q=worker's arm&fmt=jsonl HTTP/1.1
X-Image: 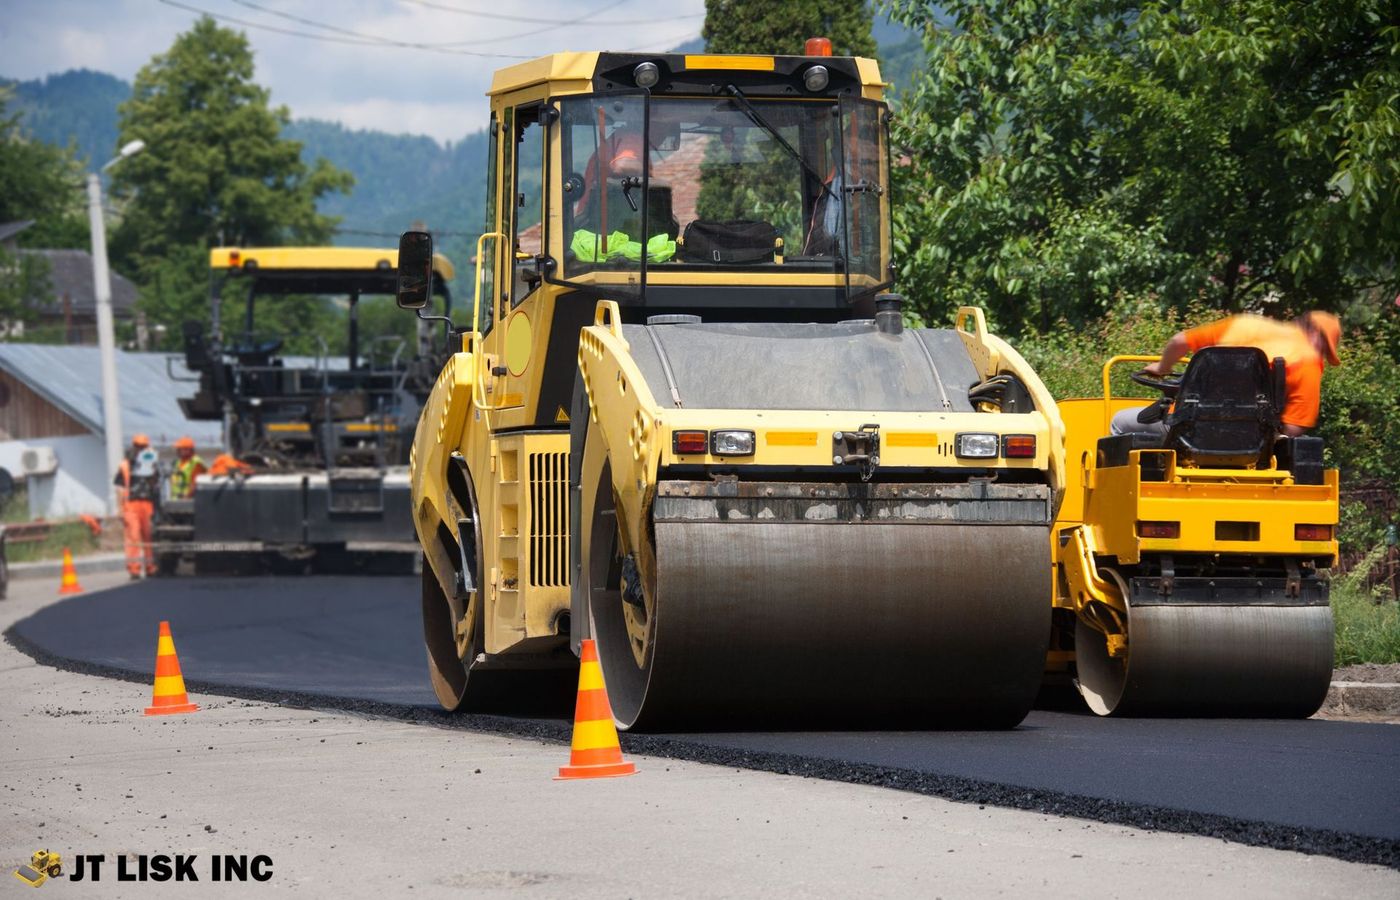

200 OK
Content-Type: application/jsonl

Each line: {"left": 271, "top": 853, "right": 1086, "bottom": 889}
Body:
{"left": 1281, "top": 423, "right": 1307, "bottom": 437}
{"left": 1143, "top": 332, "right": 1190, "bottom": 377}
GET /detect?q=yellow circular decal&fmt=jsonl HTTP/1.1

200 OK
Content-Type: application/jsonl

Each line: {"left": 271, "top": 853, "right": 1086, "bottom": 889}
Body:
{"left": 505, "top": 311, "right": 532, "bottom": 377}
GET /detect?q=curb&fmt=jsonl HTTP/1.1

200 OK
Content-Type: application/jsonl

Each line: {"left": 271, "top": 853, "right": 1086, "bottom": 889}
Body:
{"left": 1322, "top": 681, "right": 1400, "bottom": 718}
{"left": 8, "top": 553, "right": 128, "bottom": 581}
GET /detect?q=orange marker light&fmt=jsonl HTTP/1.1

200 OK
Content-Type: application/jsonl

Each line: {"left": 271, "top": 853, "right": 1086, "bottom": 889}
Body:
{"left": 1002, "top": 435, "right": 1036, "bottom": 458}
{"left": 1295, "top": 524, "right": 1332, "bottom": 541}
{"left": 1137, "top": 521, "right": 1180, "bottom": 539}
{"left": 805, "top": 37, "right": 833, "bottom": 56}
{"left": 673, "top": 430, "right": 708, "bottom": 455}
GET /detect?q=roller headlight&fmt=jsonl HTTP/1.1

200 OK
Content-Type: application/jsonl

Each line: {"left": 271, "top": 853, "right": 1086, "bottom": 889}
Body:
{"left": 711, "top": 430, "right": 756, "bottom": 456}
{"left": 803, "top": 64, "right": 830, "bottom": 92}
{"left": 955, "top": 432, "right": 998, "bottom": 459}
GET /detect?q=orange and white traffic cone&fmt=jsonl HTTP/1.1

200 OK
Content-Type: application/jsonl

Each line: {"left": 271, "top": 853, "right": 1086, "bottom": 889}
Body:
{"left": 144, "top": 621, "right": 199, "bottom": 716}
{"left": 556, "top": 639, "right": 636, "bottom": 780}
{"left": 57, "top": 547, "right": 83, "bottom": 595}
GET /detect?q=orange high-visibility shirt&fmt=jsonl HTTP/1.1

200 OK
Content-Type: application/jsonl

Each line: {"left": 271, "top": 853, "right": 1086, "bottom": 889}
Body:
{"left": 1182, "top": 314, "right": 1324, "bottom": 428}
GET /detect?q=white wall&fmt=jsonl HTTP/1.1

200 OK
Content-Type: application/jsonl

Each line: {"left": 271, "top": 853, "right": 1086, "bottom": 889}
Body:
{"left": 0, "top": 434, "right": 110, "bottom": 518}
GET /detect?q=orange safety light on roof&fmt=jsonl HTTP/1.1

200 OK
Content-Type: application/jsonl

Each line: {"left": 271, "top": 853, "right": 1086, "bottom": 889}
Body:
{"left": 228, "top": 249, "right": 240, "bottom": 266}
{"left": 805, "top": 37, "right": 833, "bottom": 57}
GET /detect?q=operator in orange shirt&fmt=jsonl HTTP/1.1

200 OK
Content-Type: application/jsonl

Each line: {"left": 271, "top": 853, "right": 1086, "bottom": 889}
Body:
{"left": 114, "top": 433, "right": 162, "bottom": 579}
{"left": 1113, "top": 311, "right": 1342, "bottom": 437}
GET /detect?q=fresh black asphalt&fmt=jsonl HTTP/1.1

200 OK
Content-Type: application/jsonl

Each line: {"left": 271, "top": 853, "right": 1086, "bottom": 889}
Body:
{"left": 8, "top": 575, "right": 1399, "bottom": 867}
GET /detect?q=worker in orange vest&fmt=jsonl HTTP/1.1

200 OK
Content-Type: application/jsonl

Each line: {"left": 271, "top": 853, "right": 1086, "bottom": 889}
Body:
{"left": 169, "top": 436, "right": 207, "bottom": 499}
{"left": 114, "top": 433, "right": 161, "bottom": 579}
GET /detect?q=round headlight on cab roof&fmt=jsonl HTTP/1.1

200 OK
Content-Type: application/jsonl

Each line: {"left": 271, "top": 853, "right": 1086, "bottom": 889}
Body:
{"left": 803, "top": 64, "right": 830, "bottom": 92}
{"left": 634, "top": 62, "right": 660, "bottom": 89}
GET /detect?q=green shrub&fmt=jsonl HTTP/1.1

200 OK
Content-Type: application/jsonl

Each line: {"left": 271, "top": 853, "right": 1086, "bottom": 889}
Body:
{"left": 1015, "top": 303, "right": 1400, "bottom": 558}
{"left": 1332, "top": 564, "right": 1400, "bottom": 666}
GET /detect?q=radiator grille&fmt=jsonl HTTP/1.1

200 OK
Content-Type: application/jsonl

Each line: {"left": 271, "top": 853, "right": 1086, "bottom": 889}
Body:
{"left": 528, "top": 451, "right": 570, "bottom": 587}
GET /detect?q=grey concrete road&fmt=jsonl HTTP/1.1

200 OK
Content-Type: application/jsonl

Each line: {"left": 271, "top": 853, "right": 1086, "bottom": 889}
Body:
{"left": 2, "top": 576, "right": 1399, "bottom": 898}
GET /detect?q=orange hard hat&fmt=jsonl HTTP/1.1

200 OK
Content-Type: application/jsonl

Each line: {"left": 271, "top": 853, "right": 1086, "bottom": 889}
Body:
{"left": 175, "top": 436, "right": 195, "bottom": 450}
{"left": 132, "top": 433, "right": 150, "bottom": 447}
{"left": 1305, "top": 311, "right": 1342, "bottom": 366}
{"left": 607, "top": 133, "right": 644, "bottom": 173}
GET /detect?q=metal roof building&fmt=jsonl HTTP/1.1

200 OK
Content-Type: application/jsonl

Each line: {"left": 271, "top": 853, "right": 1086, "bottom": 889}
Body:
{"left": 0, "top": 344, "right": 222, "bottom": 518}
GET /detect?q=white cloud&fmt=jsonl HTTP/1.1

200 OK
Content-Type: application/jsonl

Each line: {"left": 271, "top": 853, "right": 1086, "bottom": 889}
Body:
{"left": 1, "top": 0, "right": 705, "bottom": 143}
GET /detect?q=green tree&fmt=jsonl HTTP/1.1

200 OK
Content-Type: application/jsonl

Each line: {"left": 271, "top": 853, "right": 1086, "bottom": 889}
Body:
{"left": 0, "top": 87, "right": 88, "bottom": 249}
{"left": 703, "top": 0, "right": 877, "bottom": 56}
{"left": 110, "top": 17, "right": 352, "bottom": 343}
{"left": 0, "top": 88, "right": 88, "bottom": 331}
{"left": 887, "top": 0, "right": 1400, "bottom": 334}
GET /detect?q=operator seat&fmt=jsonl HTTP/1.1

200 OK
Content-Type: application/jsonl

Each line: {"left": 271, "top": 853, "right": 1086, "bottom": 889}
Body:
{"left": 1161, "top": 346, "right": 1284, "bottom": 469}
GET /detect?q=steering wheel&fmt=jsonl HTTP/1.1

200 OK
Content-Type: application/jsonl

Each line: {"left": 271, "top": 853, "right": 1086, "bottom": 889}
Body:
{"left": 1129, "top": 368, "right": 1183, "bottom": 395}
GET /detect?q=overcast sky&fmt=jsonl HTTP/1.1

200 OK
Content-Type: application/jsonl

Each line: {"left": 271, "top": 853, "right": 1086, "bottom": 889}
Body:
{"left": 0, "top": 0, "right": 706, "bottom": 143}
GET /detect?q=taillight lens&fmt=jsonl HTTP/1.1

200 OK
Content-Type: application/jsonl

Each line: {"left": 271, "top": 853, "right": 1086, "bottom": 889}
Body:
{"left": 1138, "top": 521, "right": 1180, "bottom": 539}
{"left": 1295, "top": 524, "right": 1332, "bottom": 541}
{"left": 672, "top": 430, "right": 708, "bottom": 455}
{"left": 955, "top": 432, "right": 999, "bottom": 458}
{"left": 710, "top": 430, "right": 755, "bottom": 456}
{"left": 1002, "top": 434, "right": 1036, "bottom": 458}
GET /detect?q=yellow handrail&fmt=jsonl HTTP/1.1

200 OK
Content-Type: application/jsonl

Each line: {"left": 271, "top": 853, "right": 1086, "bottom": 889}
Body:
{"left": 1100, "top": 354, "right": 1164, "bottom": 434}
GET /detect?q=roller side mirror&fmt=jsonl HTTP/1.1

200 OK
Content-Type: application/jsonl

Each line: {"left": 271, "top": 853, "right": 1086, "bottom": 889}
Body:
{"left": 396, "top": 230, "right": 434, "bottom": 310}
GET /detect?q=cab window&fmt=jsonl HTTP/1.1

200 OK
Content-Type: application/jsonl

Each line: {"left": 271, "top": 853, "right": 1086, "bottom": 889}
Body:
{"left": 509, "top": 106, "right": 546, "bottom": 309}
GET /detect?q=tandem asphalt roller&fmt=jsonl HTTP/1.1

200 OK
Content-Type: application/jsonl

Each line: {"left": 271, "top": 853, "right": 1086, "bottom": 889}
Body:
{"left": 1048, "top": 352, "right": 1338, "bottom": 717}
{"left": 393, "top": 48, "right": 1066, "bottom": 729}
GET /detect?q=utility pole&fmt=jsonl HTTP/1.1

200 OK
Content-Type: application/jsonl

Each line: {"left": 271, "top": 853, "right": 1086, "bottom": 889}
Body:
{"left": 86, "top": 139, "right": 145, "bottom": 515}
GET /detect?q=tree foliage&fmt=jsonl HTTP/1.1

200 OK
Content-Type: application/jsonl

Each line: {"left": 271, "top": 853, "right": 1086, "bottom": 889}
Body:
{"left": 110, "top": 17, "right": 352, "bottom": 342}
{"left": 887, "top": 0, "right": 1400, "bottom": 334}
{"left": 704, "top": 0, "right": 877, "bottom": 56}
{"left": 0, "top": 88, "right": 86, "bottom": 330}
{"left": 0, "top": 87, "right": 88, "bottom": 249}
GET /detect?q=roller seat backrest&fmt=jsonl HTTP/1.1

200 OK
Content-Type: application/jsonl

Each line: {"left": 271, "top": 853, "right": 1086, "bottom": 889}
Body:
{"left": 1163, "top": 346, "right": 1283, "bottom": 468}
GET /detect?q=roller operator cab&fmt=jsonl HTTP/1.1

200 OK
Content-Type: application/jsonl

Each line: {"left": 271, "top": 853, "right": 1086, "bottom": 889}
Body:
{"left": 401, "top": 50, "right": 1067, "bottom": 730}
{"left": 1050, "top": 352, "right": 1339, "bottom": 717}
{"left": 158, "top": 246, "right": 455, "bottom": 574}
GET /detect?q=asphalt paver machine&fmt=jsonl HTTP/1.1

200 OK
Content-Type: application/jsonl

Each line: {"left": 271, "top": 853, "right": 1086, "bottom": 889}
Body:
{"left": 157, "top": 246, "right": 454, "bottom": 573}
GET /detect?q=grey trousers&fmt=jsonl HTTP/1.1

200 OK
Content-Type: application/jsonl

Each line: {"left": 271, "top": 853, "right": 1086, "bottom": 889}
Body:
{"left": 1110, "top": 406, "right": 1168, "bottom": 437}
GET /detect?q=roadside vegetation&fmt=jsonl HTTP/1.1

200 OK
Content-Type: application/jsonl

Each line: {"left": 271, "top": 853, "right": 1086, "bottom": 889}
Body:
{"left": 1, "top": 489, "right": 103, "bottom": 563}
{"left": 1332, "top": 575, "right": 1400, "bottom": 667}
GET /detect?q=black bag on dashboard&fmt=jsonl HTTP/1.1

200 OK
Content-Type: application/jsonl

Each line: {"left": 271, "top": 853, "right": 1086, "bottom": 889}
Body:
{"left": 679, "top": 220, "right": 777, "bottom": 263}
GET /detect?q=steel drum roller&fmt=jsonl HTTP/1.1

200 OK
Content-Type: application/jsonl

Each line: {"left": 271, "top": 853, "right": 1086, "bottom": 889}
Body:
{"left": 591, "top": 519, "right": 1052, "bottom": 731}
{"left": 1076, "top": 600, "right": 1334, "bottom": 717}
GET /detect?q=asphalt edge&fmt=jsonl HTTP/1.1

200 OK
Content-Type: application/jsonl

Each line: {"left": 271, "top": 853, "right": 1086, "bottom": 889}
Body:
{"left": 5, "top": 624, "right": 1397, "bottom": 871}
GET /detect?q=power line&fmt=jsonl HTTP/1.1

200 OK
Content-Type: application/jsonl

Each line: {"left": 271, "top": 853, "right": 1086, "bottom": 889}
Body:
{"left": 621, "top": 30, "right": 703, "bottom": 52}
{"left": 157, "top": 0, "right": 533, "bottom": 58}
{"left": 400, "top": 0, "right": 704, "bottom": 27}
{"left": 231, "top": 0, "right": 634, "bottom": 49}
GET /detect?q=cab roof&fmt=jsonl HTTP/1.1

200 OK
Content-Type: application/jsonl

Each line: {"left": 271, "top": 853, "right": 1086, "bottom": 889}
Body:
{"left": 488, "top": 51, "right": 883, "bottom": 100}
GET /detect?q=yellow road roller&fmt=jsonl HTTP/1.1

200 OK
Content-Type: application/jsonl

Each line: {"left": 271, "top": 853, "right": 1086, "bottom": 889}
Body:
{"left": 396, "top": 49, "right": 1067, "bottom": 729}
{"left": 1050, "top": 353, "right": 1339, "bottom": 716}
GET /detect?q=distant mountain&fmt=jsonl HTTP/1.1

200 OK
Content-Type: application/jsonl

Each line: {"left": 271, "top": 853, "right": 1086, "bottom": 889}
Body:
{"left": 6, "top": 69, "right": 129, "bottom": 167}
{"left": 3, "top": 69, "right": 489, "bottom": 288}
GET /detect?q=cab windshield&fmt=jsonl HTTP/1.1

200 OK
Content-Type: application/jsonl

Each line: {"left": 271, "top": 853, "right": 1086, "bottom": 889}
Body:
{"left": 554, "top": 92, "right": 888, "bottom": 299}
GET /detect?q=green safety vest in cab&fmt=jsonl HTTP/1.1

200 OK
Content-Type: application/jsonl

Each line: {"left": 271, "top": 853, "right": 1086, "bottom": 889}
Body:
{"left": 571, "top": 229, "right": 675, "bottom": 263}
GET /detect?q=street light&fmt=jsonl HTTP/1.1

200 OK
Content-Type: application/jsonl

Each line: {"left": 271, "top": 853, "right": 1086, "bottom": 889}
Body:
{"left": 86, "top": 138, "right": 145, "bottom": 515}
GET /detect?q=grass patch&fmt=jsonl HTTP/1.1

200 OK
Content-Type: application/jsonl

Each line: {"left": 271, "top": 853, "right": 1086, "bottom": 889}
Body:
{"left": 4, "top": 520, "right": 102, "bottom": 564}
{"left": 1332, "top": 558, "right": 1400, "bottom": 665}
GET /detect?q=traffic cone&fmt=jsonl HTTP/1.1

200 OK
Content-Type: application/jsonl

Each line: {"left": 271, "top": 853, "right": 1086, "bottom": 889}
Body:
{"left": 57, "top": 548, "right": 83, "bottom": 595}
{"left": 556, "top": 639, "right": 636, "bottom": 780}
{"left": 144, "top": 621, "right": 199, "bottom": 716}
